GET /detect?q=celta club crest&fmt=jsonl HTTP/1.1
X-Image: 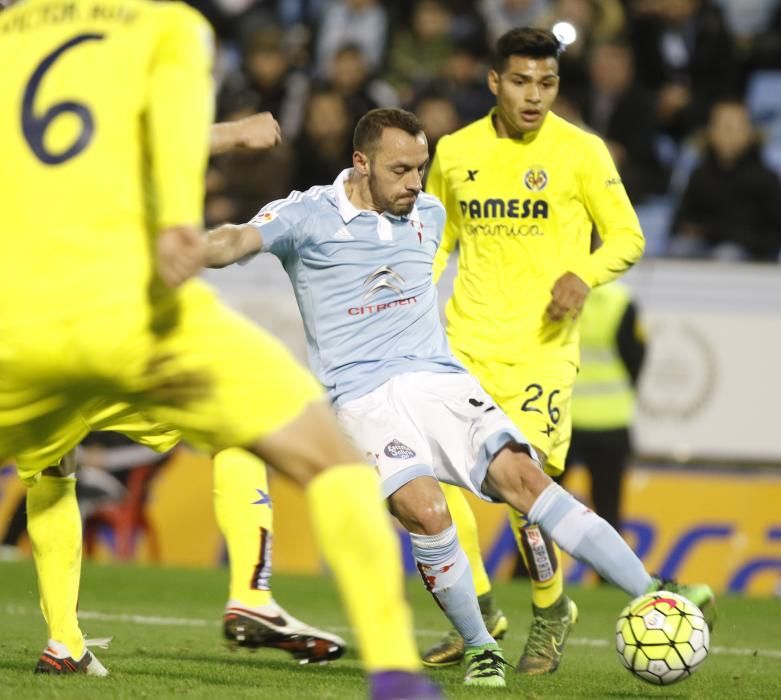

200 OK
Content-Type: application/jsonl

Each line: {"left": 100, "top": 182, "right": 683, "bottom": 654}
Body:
{"left": 524, "top": 167, "right": 548, "bottom": 191}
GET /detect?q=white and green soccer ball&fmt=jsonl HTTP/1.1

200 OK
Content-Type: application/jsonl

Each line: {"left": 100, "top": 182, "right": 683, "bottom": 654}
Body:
{"left": 615, "top": 591, "right": 709, "bottom": 685}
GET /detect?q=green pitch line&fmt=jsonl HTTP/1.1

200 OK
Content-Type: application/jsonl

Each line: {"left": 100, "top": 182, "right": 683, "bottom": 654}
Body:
{"left": 4, "top": 605, "right": 781, "bottom": 661}
{"left": 0, "top": 561, "right": 779, "bottom": 700}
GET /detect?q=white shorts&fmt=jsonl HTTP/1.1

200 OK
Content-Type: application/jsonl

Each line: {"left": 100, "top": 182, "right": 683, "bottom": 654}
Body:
{"left": 336, "top": 370, "right": 534, "bottom": 502}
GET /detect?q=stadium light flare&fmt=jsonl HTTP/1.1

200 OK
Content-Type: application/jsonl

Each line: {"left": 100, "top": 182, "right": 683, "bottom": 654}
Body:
{"left": 552, "top": 21, "right": 577, "bottom": 47}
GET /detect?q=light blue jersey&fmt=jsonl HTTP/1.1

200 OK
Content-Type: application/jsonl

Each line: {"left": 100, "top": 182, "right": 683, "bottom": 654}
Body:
{"left": 244, "top": 169, "right": 465, "bottom": 404}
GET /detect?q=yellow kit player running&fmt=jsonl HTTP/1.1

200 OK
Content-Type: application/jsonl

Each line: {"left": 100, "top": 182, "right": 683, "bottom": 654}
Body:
{"left": 425, "top": 27, "right": 712, "bottom": 673}
{"left": 12, "top": 110, "right": 345, "bottom": 673}
{"left": 0, "top": 2, "right": 438, "bottom": 697}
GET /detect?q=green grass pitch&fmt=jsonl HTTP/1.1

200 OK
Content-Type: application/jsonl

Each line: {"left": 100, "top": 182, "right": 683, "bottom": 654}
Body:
{"left": 0, "top": 561, "right": 779, "bottom": 699}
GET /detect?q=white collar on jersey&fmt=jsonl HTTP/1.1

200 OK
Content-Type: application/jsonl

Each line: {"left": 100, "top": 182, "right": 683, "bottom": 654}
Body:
{"left": 334, "top": 169, "right": 420, "bottom": 224}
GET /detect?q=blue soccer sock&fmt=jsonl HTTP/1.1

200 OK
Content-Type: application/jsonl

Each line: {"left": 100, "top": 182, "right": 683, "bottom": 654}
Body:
{"left": 410, "top": 525, "right": 494, "bottom": 647}
{"left": 528, "top": 483, "right": 653, "bottom": 597}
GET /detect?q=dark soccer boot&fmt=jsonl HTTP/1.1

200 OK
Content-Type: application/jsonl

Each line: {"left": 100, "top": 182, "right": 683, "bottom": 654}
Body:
{"left": 516, "top": 594, "right": 578, "bottom": 675}
{"left": 223, "top": 601, "right": 346, "bottom": 664}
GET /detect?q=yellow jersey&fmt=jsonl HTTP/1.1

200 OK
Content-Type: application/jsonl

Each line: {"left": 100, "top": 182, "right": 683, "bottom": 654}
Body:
{"left": 427, "top": 110, "right": 645, "bottom": 366}
{"left": 0, "top": 0, "right": 213, "bottom": 325}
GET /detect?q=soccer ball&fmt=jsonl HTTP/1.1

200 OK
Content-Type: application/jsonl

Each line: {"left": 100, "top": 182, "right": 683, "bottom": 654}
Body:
{"left": 615, "top": 591, "right": 709, "bottom": 685}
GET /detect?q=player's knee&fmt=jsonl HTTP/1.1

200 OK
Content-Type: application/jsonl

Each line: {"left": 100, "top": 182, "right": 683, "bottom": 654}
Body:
{"left": 399, "top": 504, "right": 453, "bottom": 535}
{"left": 389, "top": 481, "right": 452, "bottom": 535}
{"left": 486, "top": 443, "right": 551, "bottom": 512}
{"left": 252, "top": 444, "right": 360, "bottom": 488}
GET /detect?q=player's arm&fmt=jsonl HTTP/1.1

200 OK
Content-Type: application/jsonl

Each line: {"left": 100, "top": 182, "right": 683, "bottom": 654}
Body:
{"left": 204, "top": 224, "right": 262, "bottom": 268}
{"left": 570, "top": 136, "right": 646, "bottom": 288}
{"left": 425, "top": 146, "right": 459, "bottom": 284}
{"left": 616, "top": 300, "right": 646, "bottom": 386}
{"left": 548, "top": 137, "right": 645, "bottom": 320}
{"left": 210, "top": 112, "right": 282, "bottom": 155}
{"left": 204, "top": 199, "right": 303, "bottom": 268}
{"left": 146, "top": 5, "right": 214, "bottom": 286}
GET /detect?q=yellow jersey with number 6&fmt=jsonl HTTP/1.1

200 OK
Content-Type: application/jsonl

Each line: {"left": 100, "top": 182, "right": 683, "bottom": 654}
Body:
{"left": 0, "top": 0, "right": 213, "bottom": 324}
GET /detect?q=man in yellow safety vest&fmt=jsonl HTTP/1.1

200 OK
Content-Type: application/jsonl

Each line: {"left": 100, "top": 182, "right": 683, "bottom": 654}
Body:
{"left": 566, "top": 281, "right": 647, "bottom": 533}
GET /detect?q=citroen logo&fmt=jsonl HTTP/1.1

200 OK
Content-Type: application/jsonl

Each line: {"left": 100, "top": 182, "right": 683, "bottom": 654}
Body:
{"left": 362, "top": 265, "right": 405, "bottom": 300}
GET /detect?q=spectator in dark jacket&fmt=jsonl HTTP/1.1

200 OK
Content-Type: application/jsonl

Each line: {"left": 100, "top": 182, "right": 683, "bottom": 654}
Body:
{"left": 628, "top": 0, "right": 738, "bottom": 140}
{"left": 669, "top": 99, "right": 781, "bottom": 261}
{"left": 577, "top": 39, "right": 670, "bottom": 204}
{"left": 292, "top": 89, "right": 354, "bottom": 191}
{"left": 319, "top": 44, "right": 399, "bottom": 132}
{"left": 217, "top": 27, "right": 309, "bottom": 140}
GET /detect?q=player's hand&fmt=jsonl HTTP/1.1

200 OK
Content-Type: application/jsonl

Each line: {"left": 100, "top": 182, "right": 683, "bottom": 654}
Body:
{"left": 157, "top": 225, "right": 206, "bottom": 288}
{"left": 232, "top": 112, "right": 282, "bottom": 151}
{"left": 546, "top": 271, "right": 589, "bottom": 321}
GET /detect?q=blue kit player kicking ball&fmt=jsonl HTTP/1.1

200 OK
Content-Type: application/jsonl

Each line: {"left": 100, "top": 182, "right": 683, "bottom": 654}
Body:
{"left": 204, "top": 107, "right": 715, "bottom": 687}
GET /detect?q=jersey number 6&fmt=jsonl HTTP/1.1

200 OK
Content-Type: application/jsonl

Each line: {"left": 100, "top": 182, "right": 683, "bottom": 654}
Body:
{"left": 22, "top": 33, "right": 105, "bottom": 166}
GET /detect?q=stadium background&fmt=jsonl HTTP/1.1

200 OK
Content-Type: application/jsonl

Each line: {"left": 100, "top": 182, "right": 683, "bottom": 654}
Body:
{"left": 2, "top": 0, "right": 780, "bottom": 598}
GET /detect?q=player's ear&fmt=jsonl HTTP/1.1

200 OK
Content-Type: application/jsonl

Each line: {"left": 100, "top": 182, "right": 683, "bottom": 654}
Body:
{"left": 487, "top": 69, "right": 500, "bottom": 97}
{"left": 353, "top": 150, "right": 370, "bottom": 176}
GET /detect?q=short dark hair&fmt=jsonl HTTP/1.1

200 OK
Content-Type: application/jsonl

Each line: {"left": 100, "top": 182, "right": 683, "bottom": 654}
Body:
{"left": 334, "top": 43, "right": 366, "bottom": 59}
{"left": 492, "top": 28, "right": 562, "bottom": 71}
{"left": 353, "top": 108, "right": 424, "bottom": 154}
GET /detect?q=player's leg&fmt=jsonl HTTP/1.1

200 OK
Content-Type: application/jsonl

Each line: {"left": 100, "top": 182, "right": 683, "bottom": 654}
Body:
{"left": 250, "top": 401, "right": 438, "bottom": 697}
{"left": 506, "top": 436, "right": 575, "bottom": 675}
{"left": 213, "top": 447, "right": 346, "bottom": 663}
{"left": 483, "top": 447, "right": 715, "bottom": 627}
{"left": 486, "top": 445, "right": 650, "bottom": 589}
{"left": 432, "top": 483, "right": 572, "bottom": 675}
{"left": 94, "top": 401, "right": 349, "bottom": 665}
{"left": 507, "top": 501, "right": 575, "bottom": 674}
{"left": 16, "top": 453, "right": 109, "bottom": 676}
{"left": 421, "top": 483, "right": 508, "bottom": 667}
{"left": 487, "top": 360, "right": 578, "bottom": 673}
{"left": 148, "top": 283, "right": 439, "bottom": 698}
{"left": 421, "top": 360, "right": 574, "bottom": 674}
{"left": 336, "top": 377, "right": 507, "bottom": 687}
{"left": 387, "top": 476, "right": 506, "bottom": 687}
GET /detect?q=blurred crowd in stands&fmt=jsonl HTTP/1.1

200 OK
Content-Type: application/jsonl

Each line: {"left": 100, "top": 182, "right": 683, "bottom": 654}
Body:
{"left": 190, "top": 0, "right": 781, "bottom": 262}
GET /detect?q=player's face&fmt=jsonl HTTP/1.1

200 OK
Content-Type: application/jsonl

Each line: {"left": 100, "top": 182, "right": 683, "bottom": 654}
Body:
{"left": 366, "top": 128, "right": 429, "bottom": 216}
{"left": 489, "top": 55, "right": 560, "bottom": 136}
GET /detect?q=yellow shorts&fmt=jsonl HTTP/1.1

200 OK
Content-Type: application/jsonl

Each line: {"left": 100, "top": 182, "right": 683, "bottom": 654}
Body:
{"left": 4, "top": 280, "right": 322, "bottom": 483}
{"left": 455, "top": 350, "right": 577, "bottom": 476}
{"left": 14, "top": 401, "right": 182, "bottom": 485}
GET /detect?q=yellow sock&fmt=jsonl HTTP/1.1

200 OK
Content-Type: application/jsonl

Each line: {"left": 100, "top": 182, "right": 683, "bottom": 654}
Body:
{"left": 306, "top": 465, "right": 419, "bottom": 672}
{"left": 26, "top": 475, "right": 85, "bottom": 657}
{"left": 443, "top": 483, "right": 492, "bottom": 597}
{"left": 213, "top": 448, "right": 273, "bottom": 608}
{"left": 508, "top": 507, "right": 563, "bottom": 609}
